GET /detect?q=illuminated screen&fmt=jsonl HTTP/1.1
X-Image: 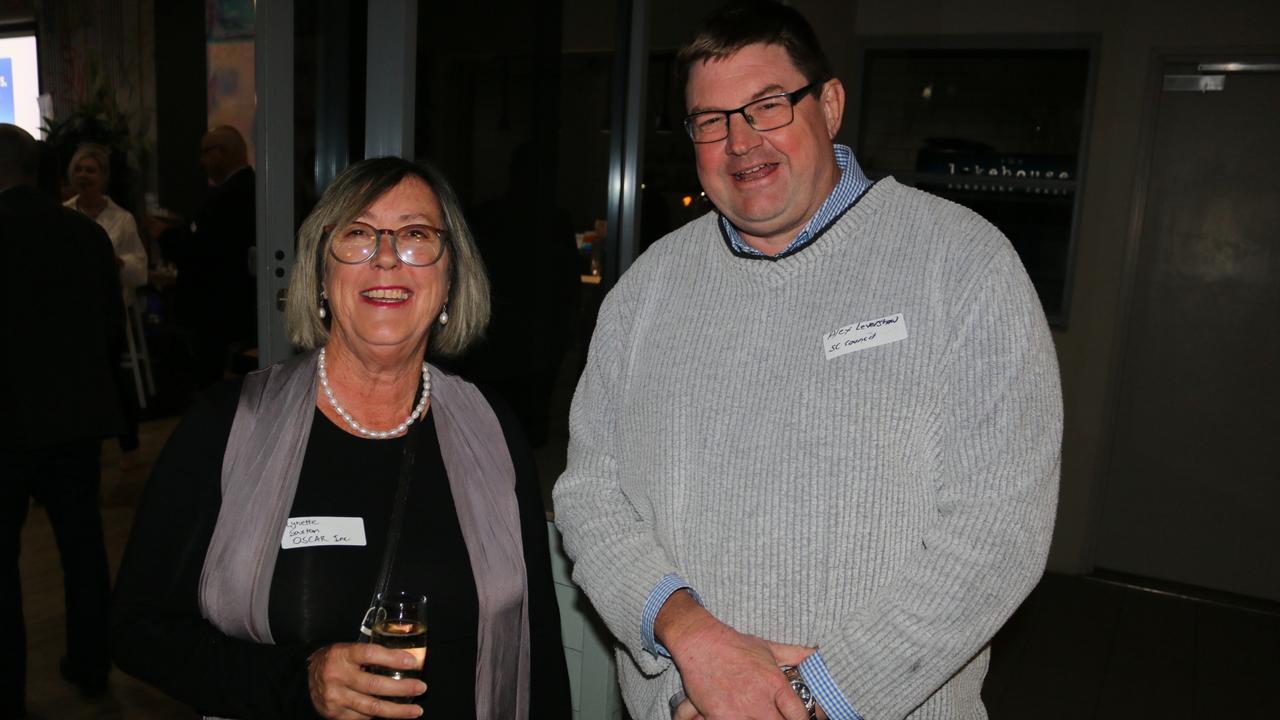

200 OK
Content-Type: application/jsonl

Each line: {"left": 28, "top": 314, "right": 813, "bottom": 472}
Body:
{"left": 0, "top": 33, "right": 41, "bottom": 138}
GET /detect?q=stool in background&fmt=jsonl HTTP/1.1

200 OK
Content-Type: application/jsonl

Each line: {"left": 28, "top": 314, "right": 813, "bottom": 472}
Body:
{"left": 121, "top": 295, "right": 156, "bottom": 409}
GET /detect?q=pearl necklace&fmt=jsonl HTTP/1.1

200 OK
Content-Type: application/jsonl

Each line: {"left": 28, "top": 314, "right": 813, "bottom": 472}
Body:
{"left": 318, "top": 347, "right": 430, "bottom": 439}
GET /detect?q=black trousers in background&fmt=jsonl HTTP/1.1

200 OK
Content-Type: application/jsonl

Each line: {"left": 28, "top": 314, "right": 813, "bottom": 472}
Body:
{"left": 114, "top": 363, "right": 140, "bottom": 453}
{"left": 2, "top": 439, "right": 111, "bottom": 714}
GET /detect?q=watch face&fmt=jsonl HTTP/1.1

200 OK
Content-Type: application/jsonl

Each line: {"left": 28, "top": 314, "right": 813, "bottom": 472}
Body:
{"left": 792, "top": 679, "right": 814, "bottom": 707}
{"left": 793, "top": 676, "right": 814, "bottom": 707}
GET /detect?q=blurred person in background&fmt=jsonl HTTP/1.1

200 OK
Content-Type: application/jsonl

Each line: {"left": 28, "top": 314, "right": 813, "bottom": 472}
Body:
{"left": 64, "top": 142, "right": 148, "bottom": 466}
{"left": 154, "top": 125, "right": 257, "bottom": 388}
{"left": 1, "top": 124, "right": 124, "bottom": 716}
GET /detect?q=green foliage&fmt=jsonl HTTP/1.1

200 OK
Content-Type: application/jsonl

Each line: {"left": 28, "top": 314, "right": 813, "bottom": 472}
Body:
{"left": 41, "top": 55, "right": 151, "bottom": 207}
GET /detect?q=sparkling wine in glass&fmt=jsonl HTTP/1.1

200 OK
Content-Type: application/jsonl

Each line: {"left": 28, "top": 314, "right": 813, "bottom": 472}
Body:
{"left": 366, "top": 592, "right": 427, "bottom": 701}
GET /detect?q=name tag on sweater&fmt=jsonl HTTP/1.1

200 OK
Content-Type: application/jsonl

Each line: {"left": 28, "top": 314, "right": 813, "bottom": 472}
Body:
{"left": 822, "top": 313, "right": 908, "bottom": 360}
{"left": 281, "top": 516, "right": 367, "bottom": 549}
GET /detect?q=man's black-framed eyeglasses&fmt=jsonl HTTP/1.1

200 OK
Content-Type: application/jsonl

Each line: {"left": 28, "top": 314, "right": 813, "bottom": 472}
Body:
{"left": 682, "top": 80, "right": 824, "bottom": 144}
{"left": 324, "top": 222, "right": 449, "bottom": 267}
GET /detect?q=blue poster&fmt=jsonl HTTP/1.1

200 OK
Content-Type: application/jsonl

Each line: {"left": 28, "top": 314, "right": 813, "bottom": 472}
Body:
{"left": 0, "top": 58, "right": 14, "bottom": 125}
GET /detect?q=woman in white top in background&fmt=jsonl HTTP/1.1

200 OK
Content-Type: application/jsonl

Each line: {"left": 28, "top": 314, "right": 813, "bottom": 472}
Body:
{"left": 65, "top": 142, "right": 148, "bottom": 464}
{"left": 64, "top": 143, "right": 148, "bottom": 304}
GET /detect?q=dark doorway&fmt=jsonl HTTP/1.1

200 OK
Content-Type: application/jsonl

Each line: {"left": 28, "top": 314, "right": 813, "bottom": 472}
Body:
{"left": 1094, "top": 57, "right": 1280, "bottom": 602}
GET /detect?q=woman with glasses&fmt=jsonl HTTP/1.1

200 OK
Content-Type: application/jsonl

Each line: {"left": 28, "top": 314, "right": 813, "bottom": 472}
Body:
{"left": 112, "top": 157, "right": 570, "bottom": 720}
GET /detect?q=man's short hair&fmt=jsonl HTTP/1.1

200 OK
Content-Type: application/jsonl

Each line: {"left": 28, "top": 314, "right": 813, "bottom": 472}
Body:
{"left": 676, "top": 0, "right": 832, "bottom": 91}
{"left": 0, "top": 124, "right": 39, "bottom": 186}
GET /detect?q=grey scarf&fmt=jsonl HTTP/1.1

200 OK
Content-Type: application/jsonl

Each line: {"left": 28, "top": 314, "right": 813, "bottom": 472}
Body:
{"left": 197, "top": 348, "right": 530, "bottom": 720}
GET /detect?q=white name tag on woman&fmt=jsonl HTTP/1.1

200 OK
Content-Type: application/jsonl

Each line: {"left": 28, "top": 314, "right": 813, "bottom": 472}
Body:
{"left": 280, "top": 516, "right": 367, "bottom": 549}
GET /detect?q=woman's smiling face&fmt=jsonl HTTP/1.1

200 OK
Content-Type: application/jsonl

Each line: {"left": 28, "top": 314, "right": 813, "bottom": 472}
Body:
{"left": 323, "top": 176, "right": 450, "bottom": 356}
{"left": 71, "top": 156, "right": 108, "bottom": 198}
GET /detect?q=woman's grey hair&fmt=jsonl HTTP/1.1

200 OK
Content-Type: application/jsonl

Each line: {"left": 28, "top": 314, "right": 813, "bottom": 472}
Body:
{"left": 68, "top": 143, "right": 112, "bottom": 183}
{"left": 285, "top": 156, "right": 490, "bottom": 357}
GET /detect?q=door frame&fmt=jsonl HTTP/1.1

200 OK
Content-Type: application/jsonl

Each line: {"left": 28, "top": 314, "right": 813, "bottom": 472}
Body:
{"left": 1086, "top": 44, "right": 1280, "bottom": 574}
{"left": 254, "top": 0, "right": 296, "bottom": 366}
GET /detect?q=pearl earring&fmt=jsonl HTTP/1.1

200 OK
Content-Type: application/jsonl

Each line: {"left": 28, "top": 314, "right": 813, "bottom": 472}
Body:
{"left": 319, "top": 292, "right": 327, "bottom": 320}
{"left": 438, "top": 303, "right": 449, "bottom": 326}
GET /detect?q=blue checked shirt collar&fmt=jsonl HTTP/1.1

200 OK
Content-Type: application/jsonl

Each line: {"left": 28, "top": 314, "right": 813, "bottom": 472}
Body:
{"left": 720, "top": 143, "right": 870, "bottom": 258}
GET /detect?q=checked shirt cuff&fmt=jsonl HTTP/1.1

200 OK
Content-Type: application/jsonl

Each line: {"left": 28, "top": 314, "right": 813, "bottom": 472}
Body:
{"left": 640, "top": 574, "right": 704, "bottom": 657}
{"left": 799, "top": 651, "right": 863, "bottom": 720}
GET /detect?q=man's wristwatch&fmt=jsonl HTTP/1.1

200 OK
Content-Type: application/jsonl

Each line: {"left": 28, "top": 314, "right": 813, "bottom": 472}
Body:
{"left": 780, "top": 664, "right": 818, "bottom": 719}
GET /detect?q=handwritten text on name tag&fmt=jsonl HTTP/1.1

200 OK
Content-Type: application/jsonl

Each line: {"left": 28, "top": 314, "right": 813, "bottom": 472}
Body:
{"left": 823, "top": 313, "right": 908, "bottom": 360}
{"left": 281, "top": 516, "right": 367, "bottom": 549}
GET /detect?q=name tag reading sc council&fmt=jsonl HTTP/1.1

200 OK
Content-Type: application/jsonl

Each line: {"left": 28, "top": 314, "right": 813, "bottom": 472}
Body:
{"left": 281, "top": 516, "right": 367, "bottom": 549}
{"left": 822, "top": 313, "right": 908, "bottom": 360}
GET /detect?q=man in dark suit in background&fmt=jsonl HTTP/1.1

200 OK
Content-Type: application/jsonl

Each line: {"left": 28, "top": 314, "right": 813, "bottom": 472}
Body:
{"left": 0, "top": 124, "right": 124, "bottom": 716}
{"left": 169, "top": 125, "right": 257, "bottom": 387}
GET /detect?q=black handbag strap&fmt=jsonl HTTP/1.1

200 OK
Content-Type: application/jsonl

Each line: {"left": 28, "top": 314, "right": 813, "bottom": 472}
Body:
{"left": 358, "top": 417, "right": 420, "bottom": 638}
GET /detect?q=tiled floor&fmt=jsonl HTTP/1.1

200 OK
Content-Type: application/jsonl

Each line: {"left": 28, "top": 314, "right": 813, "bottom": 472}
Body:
{"left": 18, "top": 414, "right": 1280, "bottom": 719}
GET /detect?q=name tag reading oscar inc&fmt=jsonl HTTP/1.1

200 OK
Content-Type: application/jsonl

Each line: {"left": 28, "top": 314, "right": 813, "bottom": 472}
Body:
{"left": 280, "top": 516, "right": 367, "bottom": 549}
{"left": 822, "top": 313, "right": 908, "bottom": 360}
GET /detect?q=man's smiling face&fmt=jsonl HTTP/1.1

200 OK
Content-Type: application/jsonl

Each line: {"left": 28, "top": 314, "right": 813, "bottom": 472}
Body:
{"left": 686, "top": 42, "right": 844, "bottom": 252}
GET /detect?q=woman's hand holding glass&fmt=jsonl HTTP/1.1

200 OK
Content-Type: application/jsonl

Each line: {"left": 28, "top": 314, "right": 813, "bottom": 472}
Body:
{"left": 307, "top": 642, "right": 426, "bottom": 719}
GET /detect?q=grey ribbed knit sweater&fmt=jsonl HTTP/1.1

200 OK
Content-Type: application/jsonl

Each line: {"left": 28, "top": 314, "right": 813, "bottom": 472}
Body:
{"left": 553, "top": 177, "right": 1062, "bottom": 720}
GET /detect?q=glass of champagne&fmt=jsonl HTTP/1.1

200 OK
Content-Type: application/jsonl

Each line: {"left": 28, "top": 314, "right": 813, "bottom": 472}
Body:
{"left": 366, "top": 591, "right": 428, "bottom": 702}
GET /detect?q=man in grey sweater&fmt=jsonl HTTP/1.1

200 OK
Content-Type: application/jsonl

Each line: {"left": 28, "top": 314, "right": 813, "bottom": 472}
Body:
{"left": 553, "top": 2, "right": 1062, "bottom": 719}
